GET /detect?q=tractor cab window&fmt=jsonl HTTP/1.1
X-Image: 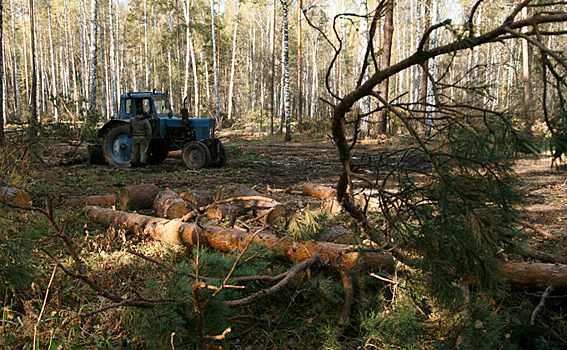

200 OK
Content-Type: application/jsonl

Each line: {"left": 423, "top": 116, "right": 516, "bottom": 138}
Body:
{"left": 135, "top": 99, "right": 151, "bottom": 115}
{"left": 153, "top": 96, "right": 172, "bottom": 117}
{"left": 124, "top": 99, "right": 134, "bottom": 116}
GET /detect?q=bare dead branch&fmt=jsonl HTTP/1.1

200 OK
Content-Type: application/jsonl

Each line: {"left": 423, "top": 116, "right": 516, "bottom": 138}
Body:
{"left": 531, "top": 286, "right": 554, "bottom": 325}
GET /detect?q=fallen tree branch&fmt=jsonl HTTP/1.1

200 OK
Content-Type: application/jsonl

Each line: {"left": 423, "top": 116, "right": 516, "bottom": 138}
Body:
{"left": 516, "top": 219, "right": 561, "bottom": 242}
{"left": 531, "top": 286, "right": 553, "bottom": 325}
{"left": 226, "top": 255, "right": 319, "bottom": 307}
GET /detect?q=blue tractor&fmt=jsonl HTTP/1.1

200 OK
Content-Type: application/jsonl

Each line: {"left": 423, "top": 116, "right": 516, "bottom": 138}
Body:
{"left": 96, "top": 90, "right": 227, "bottom": 169}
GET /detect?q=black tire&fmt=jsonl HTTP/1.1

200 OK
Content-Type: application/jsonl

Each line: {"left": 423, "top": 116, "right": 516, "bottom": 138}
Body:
{"left": 209, "top": 142, "right": 228, "bottom": 168}
{"left": 102, "top": 124, "right": 132, "bottom": 167}
{"left": 147, "top": 139, "right": 170, "bottom": 165}
{"left": 182, "top": 142, "right": 211, "bottom": 169}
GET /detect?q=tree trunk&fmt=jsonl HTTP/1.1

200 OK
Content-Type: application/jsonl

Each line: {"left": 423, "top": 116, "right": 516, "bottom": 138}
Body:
{"left": 87, "top": 0, "right": 99, "bottom": 115}
{"left": 9, "top": 0, "right": 20, "bottom": 124}
{"left": 303, "top": 183, "right": 337, "bottom": 200}
{"left": 521, "top": 7, "right": 531, "bottom": 110}
{"left": 29, "top": 0, "right": 38, "bottom": 130}
{"left": 233, "top": 186, "right": 286, "bottom": 224}
{"left": 82, "top": 206, "right": 395, "bottom": 274}
{"left": 179, "top": 189, "right": 215, "bottom": 208}
{"left": 54, "top": 194, "right": 116, "bottom": 208}
{"left": 282, "top": 0, "right": 291, "bottom": 142}
{"left": 109, "top": 0, "right": 117, "bottom": 117}
{"left": 210, "top": 0, "right": 220, "bottom": 124}
{"left": 153, "top": 190, "right": 190, "bottom": 219}
{"left": 267, "top": 0, "right": 275, "bottom": 135}
{"left": 118, "top": 184, "right": 159, "bottom": 211}
{"left": 46, "top": 0, "right": 58, "bottom": 121}
{"left": 82, "top": 206, "right": 567, "bottom": 292}
{"left": 227, "top": 2, "right": 240, "bottom": 121}
{"left": 376, "top": 0, "right": 394, "bottom": 134}
{"left": 1, "top": 187, "right": 31, "bottom": 207}
{"left": 297, "top": 0, "right": 302, "bottom": 131}
{"left": 205, "top": 204, "right": 244, "bottom": 220}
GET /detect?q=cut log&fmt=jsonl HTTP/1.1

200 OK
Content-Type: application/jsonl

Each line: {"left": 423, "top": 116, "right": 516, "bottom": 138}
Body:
{"left": 119, "top": 184, "right": 159, "bottom": 211}
{"left": 153, "top": 190, "right": 190, "bottom": 219}
{"left": 1, "top": 187, "right": 32, "bottom": 207}
{"left": 82, "top": 206, "right": 395, "bottom": 275}
{"left": 167, "top": 150, "right": 182, "bottom": 159}
{"left": 233, "top": 186, "right": 286, "bottom": 224}
{"left": 54, "top": 194, "right": 116, "bottom": 208}
{"left": 81, "top": 206, "right": 567, "bottom": 292}
{"left": 501, "top": 261, "right": 567, "bottom": 291}
{"left": 205, "top": 204, "right": 244, "bottom": 220}
{"left": 302, "top": 183, "right": 337, "bottom": 200}
{"left": 180, "top": 189, "right": 215, "bottom": 208}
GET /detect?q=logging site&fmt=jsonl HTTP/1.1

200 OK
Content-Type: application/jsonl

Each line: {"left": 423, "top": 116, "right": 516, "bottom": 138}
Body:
{"left": 2, "top": 0, "right": 567, "bottom": 348}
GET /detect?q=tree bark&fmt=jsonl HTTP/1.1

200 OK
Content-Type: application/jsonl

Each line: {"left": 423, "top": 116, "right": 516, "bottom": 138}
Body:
{"left": 82, "top": 206, "right": 567, "bottom": 292}
{"left": 118, "top": 184, "right": 159, "bottom": 211}
{"left": 205, "top": 204, "right": 244, "bottom": 220}
{"left": 87, "top": 0, "right": 99, "bottom": 115}
{"left": 267, "top": 0, "right": 275, "bottom": 135}
{"left": 9, "top": 0, "right": 20, "bottom": 124}
{"left": 376, "top": 0, "right": 394, "bottom": 134}
{"left": 297, "top": 0, "right": 302, "bottom": 131}
{"left": 302, "top": 183, "right": 337, "bottom": 200}
{"left": 82, "top": 206, "right": 395, "bottom": 274}
{"left": 179, "top": 189, "right": 215, "bottom": 208}
{"left": 54, "top": 194, "right": 116, "bottom": 208}
{"left": 227, "top": 2, "right": 240, "bottom": 121}
{"left": 153, "top": 190, "right": 190, "bottom": 219}
{"left": 282, "top": 0, "right": 291, "bottom": 142}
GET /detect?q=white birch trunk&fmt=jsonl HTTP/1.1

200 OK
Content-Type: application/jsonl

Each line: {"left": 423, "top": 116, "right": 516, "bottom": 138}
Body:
{"left": 87, "top": 0, "right": 99, "bottom": 113}
{"left": 46, "top": 0, "right": 58, "bottom": 120}
{"left": 189, "top": 31, "right": 199, "bottom": 116}
{"left": 10, "top": 0, "right": 20, "bottom": 122}
{"left": 227, "top": 2, "right": 240, "bottom": 121}
{"left": 109, "top": 0, "right": 117, "bottom": 117}
{"left": 211, "top": 0, "right": 220, "bottom": 123}
{"left": 144, "top": 0, "right": 150, "bottom": 90}
{"left": 282, "top": 0, "right": 291, "bottom": 141}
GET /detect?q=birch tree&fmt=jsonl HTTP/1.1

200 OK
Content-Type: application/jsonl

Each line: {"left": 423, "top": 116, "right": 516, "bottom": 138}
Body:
{"left": 282, "top": 0, "right": 291, "bottom": 142}
{"left": 9, "top": 0, "right": 20, "bottom": 124}
{"left": 47, "top": 0, "right": 58, "bottom": 121}
{"left": 109, "top": 0, "right": 117, "bottom": 116}
{"left": 267, "top": 0, "right": 275, "bottom": 134}
{"left": 29, "top": 0, "right": 38, "bottom": 128}
{"left": 87, "top": 0, "right": 99, "bottom": 115}
{"left": 227, "top": 2, "right": 240, "bottom": 121}
{"left": 211, "top": 0, "right": 220, "bottom": 123}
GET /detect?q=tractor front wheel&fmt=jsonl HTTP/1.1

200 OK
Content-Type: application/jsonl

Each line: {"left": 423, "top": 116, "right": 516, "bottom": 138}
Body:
{"left": 102, "top": 124, "right": 132, "bottom": 167}
{"left": 182, "top": 142, "right": 211, "bottom": 169}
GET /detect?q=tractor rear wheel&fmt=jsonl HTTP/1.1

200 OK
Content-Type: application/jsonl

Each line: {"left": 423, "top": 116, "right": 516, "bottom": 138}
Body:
{"left": 102, "top": 124, "right": 132, "bottom": 167}
{"left": 182, "top": 142, "right": 211, "bottom": 169}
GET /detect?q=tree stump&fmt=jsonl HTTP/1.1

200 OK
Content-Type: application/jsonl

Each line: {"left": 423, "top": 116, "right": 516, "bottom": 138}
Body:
{"left": 1, "top": 187, "right": 32, "bottom": 207}
{"left": 119, "top": 184, "right": 159, "bottom": 211}
{"left": 153, "top": 190, "right": 190, "bottom": 219}
{"left": 233, "top": 186, "right": 286, "bottom": 224}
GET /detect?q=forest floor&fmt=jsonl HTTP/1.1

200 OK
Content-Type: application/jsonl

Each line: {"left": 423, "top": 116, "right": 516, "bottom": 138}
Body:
{"left": 4, "top": 134, "right": 567, "bottom": 349}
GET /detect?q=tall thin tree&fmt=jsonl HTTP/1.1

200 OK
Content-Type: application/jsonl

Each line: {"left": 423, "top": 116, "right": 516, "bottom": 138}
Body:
{"left": 211, "top": 0, "right": 220, "bottom": 123}
{"left": 267, "top": 0, "right": 275, "bottom": 134}
{"left": 87, "top": 0, "right": 99, "bottom": 115}
{"left": 29, "top": 0, "right": 38, "bottom": 129}
{"left": 227, "top": 1, "right": 240, "bottom": 121}
{"left": 282, "top": 0, "right": 291, "bottom": 142}
{"left": 9, "top": 0, "right": 20, "bottom": 124}
{"left": 297, "top": 0, "right": 302, "bottom": 131}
